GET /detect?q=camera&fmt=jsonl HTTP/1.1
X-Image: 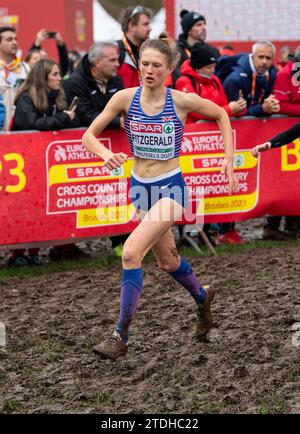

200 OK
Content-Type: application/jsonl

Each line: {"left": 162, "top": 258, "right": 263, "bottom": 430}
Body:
{"left": 47, "top": 31, "right": 57, "bottom": 38}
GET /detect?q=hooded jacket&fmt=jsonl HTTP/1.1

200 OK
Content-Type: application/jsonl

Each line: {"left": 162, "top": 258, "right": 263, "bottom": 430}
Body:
{"left": 222, "top": 53, "right": 277, "bottom": 117}
{"left": 63, "top": 54, "right": 123, "bottom": 128}
{"left": 273, "top": 61, "right": 300, "bottom": 116}
{"left": 177, "top": 33, "right": 220, "bottom": 68}
{"left": 176, "top": 59, "right": 243, "bottom": 123}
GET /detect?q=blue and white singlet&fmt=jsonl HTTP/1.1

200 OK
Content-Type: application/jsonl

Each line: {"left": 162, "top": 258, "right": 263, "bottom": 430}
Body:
{"left": 124, "top": 86, "right": 184, "bottom": 161}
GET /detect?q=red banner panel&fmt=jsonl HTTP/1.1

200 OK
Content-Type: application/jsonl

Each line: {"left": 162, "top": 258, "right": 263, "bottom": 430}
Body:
{"left": 5, "top": 0, "right": 93, "bottom": 61}
{"left": 1, "top": 116, "right": 300, "bottom": 248}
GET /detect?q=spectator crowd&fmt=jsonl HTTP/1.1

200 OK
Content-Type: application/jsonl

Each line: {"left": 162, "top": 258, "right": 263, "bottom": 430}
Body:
{"left": 0, "top": 6, "right": 300, "bottom": 266}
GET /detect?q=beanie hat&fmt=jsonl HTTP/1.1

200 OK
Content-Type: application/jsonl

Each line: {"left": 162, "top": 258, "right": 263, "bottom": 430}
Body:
{"left": 180, "top": 10, "right": 206, "bottom": 35}
{"left": 190, "top": 44, "right": 216, "bottom": 69}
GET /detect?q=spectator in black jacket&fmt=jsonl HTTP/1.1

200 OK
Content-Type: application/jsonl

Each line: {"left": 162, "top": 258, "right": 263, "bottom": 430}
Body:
{"left": 30, "top": 29, "right": 69, "bottom": 77}
{"left": 177, "top": 9, "right": 220, "bottom": 68}
{"left": 12, "top": 58, "right": 79, "bottom": 131}
{"left": 8, "top": 58, "right": 81, "bottom": 266}
{"left": 63, "top": 42, "right": 123, "bottom": 128}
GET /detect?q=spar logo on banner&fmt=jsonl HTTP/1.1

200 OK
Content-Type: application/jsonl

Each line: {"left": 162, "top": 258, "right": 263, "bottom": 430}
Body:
{"left": 180, "top": 130, "right": 260, "bottom": 215}
{"left": 46, "top": 140, "right": 135, "bottom": 228}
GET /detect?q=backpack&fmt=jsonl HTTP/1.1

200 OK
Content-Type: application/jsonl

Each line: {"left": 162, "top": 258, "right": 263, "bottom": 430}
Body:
{"left": 215, "top": 53, "right": 246, "bottom": 82}
{"left": 182, "top": 75, "right": 200, "bottom": 93}
{"left": 180, "top": 75, "right": 220, "bottom": 95}
{"left": 116, "top": 40, "right": 126, "bottom": 66}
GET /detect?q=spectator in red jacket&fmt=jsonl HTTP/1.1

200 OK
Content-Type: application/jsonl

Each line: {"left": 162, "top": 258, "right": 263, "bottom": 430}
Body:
{"left": 176, "top": 43, "right": 246, "bottom": 246}
{"left": 116, "top": 5, "right": 152, "bottom": 89}
{"left": 273, "top": 46, "right": 300, "bottom": 116}
{"left": 175, "top": 43, "right": 247, "bottom": 123}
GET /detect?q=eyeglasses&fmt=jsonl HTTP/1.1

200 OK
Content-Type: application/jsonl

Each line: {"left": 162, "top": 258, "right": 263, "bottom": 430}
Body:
{"left": 130, "top": 5, "right": 145, "bottom": 20}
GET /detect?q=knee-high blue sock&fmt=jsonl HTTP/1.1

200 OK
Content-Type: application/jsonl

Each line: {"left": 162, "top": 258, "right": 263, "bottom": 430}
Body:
{"left": 116, "top": 268, "right": 142, "bottom": 344}
{"left": 170, "top": 256, "right": 206, "bottom": 304}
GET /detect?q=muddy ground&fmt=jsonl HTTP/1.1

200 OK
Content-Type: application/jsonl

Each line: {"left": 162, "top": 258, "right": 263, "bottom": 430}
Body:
{"left": 0, "top": 232, "right": 299, "bottom": 413}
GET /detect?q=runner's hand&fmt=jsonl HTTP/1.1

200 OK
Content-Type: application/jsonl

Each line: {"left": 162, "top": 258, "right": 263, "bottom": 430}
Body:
{"left": 221, "top": 158, "right": 238, "bottom": 194}
{"left": 104, "top": 152, "right": 128, "bottom": 170}
{"left": 251, "top": 142, "right": 272, "bottom": 158}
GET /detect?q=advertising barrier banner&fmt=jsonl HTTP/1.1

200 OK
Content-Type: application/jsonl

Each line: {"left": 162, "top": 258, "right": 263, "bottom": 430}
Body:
{"left": 0, "top": 116, "right": 300, "bottom": 247}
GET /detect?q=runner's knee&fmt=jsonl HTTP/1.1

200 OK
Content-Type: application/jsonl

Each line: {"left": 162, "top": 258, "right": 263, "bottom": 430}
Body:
{"left": 157, "top": 254, "right": 180, "bottom": 273}
{"left": 122, "top": 247, "right": 141, "bottom": 268}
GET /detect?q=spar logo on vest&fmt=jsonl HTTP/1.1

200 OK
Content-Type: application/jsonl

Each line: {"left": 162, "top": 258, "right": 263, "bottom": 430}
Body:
{"left": 163, "top": 123, "right": 174, "bottom": 134}
{"left": 130, "top": 120, "right": 175, "bottom": 159}
{"left": 130, "top": 122, "right": 174, "bottom": 134}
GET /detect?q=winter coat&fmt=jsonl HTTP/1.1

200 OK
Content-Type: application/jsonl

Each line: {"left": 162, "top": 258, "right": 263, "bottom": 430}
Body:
{"left": 222, "top": 54, "right": 277, "bottom": 117}
{"left": 176, "top": 60, "right": 243, "bottom": 123}
{"left": 273, "top": 61, "right": 300, "bottom": 116}
{"left": 11, "top": 91, "right": 80, "bottom": 131}
{"left": 116, "top": 38, "right": 140, "bottom": 89}
{"left": 63, "top": 54, "right": 123, "bottom": 127}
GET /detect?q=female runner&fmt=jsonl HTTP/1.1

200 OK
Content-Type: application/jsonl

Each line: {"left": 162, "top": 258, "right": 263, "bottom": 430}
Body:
{"left": 82, "top": 36, "right": 238, "bottom": 360}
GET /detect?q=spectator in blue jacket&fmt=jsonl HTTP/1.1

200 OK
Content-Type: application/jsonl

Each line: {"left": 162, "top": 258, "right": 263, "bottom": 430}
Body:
{"left": 223, "top": 40, "right": 280, "bottom": 117}
{"left": 0, "top": 94, "right": 5, "bottom": 129}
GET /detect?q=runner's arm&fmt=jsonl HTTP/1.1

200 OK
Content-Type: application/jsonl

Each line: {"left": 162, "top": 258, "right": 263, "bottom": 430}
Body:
{"left": 252, "top": 121, "right": 300, "bottom": 157}
{"left": 180, "top": 93, "right": 235, "bottom": 162}
{"left": 82, "top": 90, "right": 129, "bottom": 168}
{"left": 269, "top": 121, "right": 300, "bottom": 148}
{"left": 179, "top": 92, "right": 238, "bottom": 193}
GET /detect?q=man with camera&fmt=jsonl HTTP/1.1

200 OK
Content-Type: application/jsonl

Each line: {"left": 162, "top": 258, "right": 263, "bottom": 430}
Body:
{"left": 30, "top": 28, "right": 69, "bottom": 77}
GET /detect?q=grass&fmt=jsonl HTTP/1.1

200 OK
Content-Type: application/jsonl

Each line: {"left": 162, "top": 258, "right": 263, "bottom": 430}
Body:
{"left": 3, "top": 399, "right": 22, "bottom": 413}
{"left": 258, "top": 401, "right": 289, "bottom": 414}
{"left": 0, "top": 254, "right": 119, "bottom": 280}
{"left": 258, "top": 404, "right": 273, "bottom": 414}
{"left": 41, "top": 341, "right": 74, "bottom": 365}
{"left": 0, "top": 239, "right": 298, "bottom": 281}
{"left": 94, "top": 391, "right": 112, "bottom": 405}
{"left": 200, "top": 401, "right": 228, "bottom": 413}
